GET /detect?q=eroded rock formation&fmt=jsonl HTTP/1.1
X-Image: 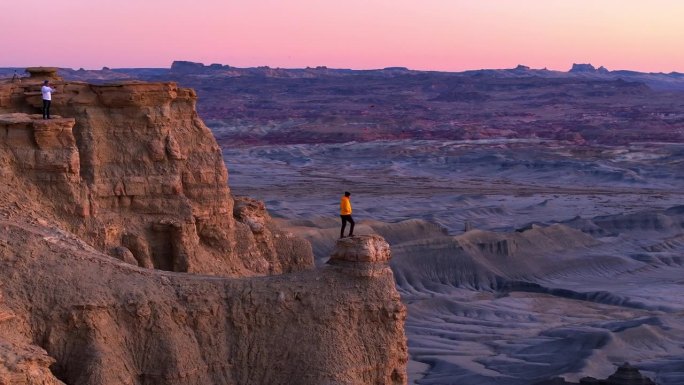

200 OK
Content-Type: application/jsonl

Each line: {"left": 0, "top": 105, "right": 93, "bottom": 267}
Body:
{"left": 0, "top": 297, "right": 64, "bottom": 385}
{"left": 0, "top": 218, "right": 407, "bottom": 384}
{"left": 0, "top": 71, "right": 408, "bottom": 384}
{"left": 533, "top": 362, "right": 658, "bottom": 384}
{"left": 0, "top": 70, "right": 312, "bottom": 276}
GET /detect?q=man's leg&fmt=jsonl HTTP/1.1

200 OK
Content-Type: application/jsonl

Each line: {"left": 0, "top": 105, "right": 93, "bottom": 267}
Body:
{"left": 46, "top": 100, "right": 51, "bottom": 119}
{"left": 340, "top": 215, "right": 347, "bottom": 238}
{"left": 42, "top": 100, "right": 48, "bottom": 119}
{"left": 348, "top": 216, "right": 355, "bottom": 237}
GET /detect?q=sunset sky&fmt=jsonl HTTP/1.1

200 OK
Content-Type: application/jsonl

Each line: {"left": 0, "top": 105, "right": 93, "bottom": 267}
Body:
{"left": 2, "top": 0, "right": 683, "bottom": 72}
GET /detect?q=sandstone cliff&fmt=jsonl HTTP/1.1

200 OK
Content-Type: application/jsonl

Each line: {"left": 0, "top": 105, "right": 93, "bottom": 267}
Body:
{"left": 0, "top": 68, "right": 312, "bottom": 276}
{"left": 0, "top": 69, "right": 408, "bottom": 384}
{"left": 0, "top": 219, "right": 407, "bottom": 384}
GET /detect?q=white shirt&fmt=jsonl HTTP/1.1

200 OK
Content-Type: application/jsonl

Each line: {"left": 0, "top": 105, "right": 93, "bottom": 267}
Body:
{"left": 41, "top": 85, "right": 55, "bottom": 101}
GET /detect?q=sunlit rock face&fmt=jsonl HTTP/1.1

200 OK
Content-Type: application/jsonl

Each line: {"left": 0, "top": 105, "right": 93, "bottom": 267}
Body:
{"left": 0, "top": 72, "right": 313, "bottom": 277}
{"left": 0, "top": 72, "right": 408, "bottom": 385}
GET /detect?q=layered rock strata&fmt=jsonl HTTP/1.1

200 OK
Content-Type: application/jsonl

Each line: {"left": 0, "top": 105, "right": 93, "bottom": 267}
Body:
{"left": 0, "top": 70, "right": 312, "bottom": 276}
{"left": 328, "top": 235, "right": 395, "bottom": 277}
{"left": 0, "top": 69, "right": 408, "bottom": 384}
{"left": 0, "top": 218, "right": 407, "bottom": 385}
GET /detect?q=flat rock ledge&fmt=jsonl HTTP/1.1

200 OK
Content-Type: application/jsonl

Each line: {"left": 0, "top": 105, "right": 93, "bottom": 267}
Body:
{"left": 25, "top": 67, "right": 61, "bottom": 80}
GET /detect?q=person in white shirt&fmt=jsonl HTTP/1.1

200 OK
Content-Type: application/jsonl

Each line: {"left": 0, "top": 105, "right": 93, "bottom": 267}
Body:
{"left": 41, "top": 80, "right": 56, "bottom": 119}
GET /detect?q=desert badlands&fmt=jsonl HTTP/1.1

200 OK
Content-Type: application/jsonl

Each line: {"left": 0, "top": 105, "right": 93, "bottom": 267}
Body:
{"left": 1, "top": 64, "right": 683, "bottom": 384}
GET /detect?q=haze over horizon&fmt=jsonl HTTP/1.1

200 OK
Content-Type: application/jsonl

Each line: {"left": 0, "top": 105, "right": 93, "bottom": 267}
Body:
{"left": 2, "top": 0, "right": 683, "bottom": 73}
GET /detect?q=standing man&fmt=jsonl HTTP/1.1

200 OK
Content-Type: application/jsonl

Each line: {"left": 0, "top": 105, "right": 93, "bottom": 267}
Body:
{"left": 41, "top": 80, "right": 56, "bottom": 119}
{"left": 340, "top": 191, "right": 354, "bottom": 238}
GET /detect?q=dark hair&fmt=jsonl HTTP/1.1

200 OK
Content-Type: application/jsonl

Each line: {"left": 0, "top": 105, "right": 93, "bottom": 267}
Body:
{"left": 43, "top": 80, "right": 49, "bottom": 84}
{"left": 344, "top": 191, "right": 351, "bottom": 197}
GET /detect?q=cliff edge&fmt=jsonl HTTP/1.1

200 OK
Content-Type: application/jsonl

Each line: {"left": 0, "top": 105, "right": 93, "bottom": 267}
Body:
{"left": 0, "top": 69, "right": 408, "bottom": 384}
{"left": 0, "top": 226, "right": 407, "bottom": 384}
{"left": 0, "top": 68, "right": 312, "bottom": 276}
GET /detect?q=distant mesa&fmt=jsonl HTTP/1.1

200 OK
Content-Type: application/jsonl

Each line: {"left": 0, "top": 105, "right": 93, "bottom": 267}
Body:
{"left": 570, "top": 63, "right": 610, "bottom": 74}
{"left": 570, "top": 63, "right": 597, "bottom": 72}
{"left": 170, "top": 60, "right": 231, "bottom": 74}
{"left": 514, "top": 64, "right": 531, "bottom": 71}
{"left": 170, "top": 60, "right": 206, "bottom": 73}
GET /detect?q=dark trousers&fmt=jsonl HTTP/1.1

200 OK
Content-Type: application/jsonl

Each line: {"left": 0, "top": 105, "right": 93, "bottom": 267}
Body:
{"left": 42, "top": 100, "right": 51, "bottom": 119}
{"left": 340, "top": 215, "right": 354, "bottom": 238}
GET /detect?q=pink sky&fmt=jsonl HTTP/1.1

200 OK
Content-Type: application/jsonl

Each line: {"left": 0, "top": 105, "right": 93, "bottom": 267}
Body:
{"left": 2, "top": 0, "right": 683, "bottom": 72}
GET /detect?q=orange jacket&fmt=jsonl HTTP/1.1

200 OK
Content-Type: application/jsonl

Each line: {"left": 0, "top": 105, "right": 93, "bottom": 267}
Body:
{"left": 340, "top": 196, "right": 352, "bottom": 215}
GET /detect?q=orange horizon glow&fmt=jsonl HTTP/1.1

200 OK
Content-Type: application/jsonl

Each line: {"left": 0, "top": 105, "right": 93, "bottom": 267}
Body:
{"left": 1, "top": 0, "right": 683, "bottom": 73}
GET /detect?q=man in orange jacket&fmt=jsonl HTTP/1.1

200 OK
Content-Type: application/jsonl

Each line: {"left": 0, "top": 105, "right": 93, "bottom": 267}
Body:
{"left": 340, "top": 191, "right": 354, "bottom": 238}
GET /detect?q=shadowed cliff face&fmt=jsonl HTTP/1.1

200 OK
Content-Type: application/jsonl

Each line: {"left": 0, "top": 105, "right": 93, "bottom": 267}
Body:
{"left": 0, "top": 73, "right": 313, "bottom": 276}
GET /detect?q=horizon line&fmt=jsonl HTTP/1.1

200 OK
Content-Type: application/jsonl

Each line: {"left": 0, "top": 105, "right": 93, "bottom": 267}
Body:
{"left": 3, "top": 62, "right": 683, "bottom": 75}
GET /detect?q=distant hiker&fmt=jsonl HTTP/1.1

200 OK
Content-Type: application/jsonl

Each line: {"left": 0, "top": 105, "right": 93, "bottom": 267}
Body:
{"left": 41, "top": 80, "right": 56, "bottom": 119}
{"left": 340, "top": 191, "right": 354, "bottom": 238}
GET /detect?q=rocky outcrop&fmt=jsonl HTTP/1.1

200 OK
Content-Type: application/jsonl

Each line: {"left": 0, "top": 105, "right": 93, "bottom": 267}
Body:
{"left": 171, "top": 60, "right": 216, "bottom": 74}
{"left": 0, "top": 114, "right": 80, "bottom": 201}
{"left": 0, "top": 70, "right": 407, "bottom": 385}
{"left": 329, "top": 235, "right": 391, "bottom": 263}
{"left": 328, "top": 235, "right": 395, "bottom": 278}
{"left": 0, "top": 217, "right": 407, "bottom": 385}
{"left": 569, "top": 63, "right": 610, "bottom": 74}
{"left": 0, "top": 339, "right": 64, "bottom": 385}
{"left": 0, "top": 73, "right": 313, "bottom": 276}
{"left": 601, "top": 363, "right": 657, "bottom": 385}
{"left": 533, "top": 362, "right": 657, "bottom": 384}
{"left": 0, "top": 295, "right": 65, "bottom": 385}
{"left": 233, "top": 196, "right": 314, "bottom": 274}
{"left": 24, "top": 67, "right": 62, "bottom": 81}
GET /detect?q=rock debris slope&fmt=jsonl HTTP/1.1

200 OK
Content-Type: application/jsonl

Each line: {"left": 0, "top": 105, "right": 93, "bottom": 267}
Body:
{"left": 0, "top": 69, "right": 408, "bottom": 384}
